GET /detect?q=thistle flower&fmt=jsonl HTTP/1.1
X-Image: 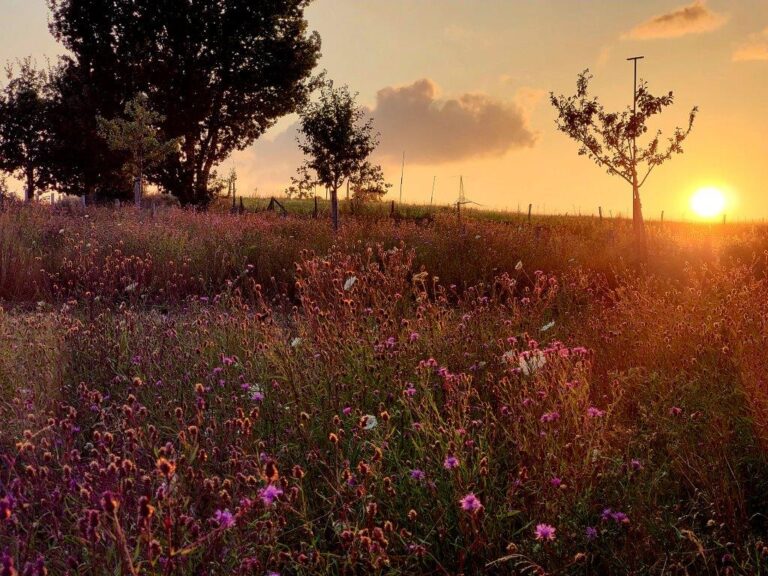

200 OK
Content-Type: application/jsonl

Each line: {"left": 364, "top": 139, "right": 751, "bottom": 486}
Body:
{"left": 443, "top": 455, "right": 459, "bottom": 470}
{"left": 534, "top": 523, "right": 556, "bottom": 541}
{"left": 258, "top": 484, "right": 283, "bottom": 507}
{"left": 459, "top": 492, "right": 482, "bottom": 513}
{"left": 214, "top": 509, "right": 235, "bottom": 529}
{"left": 409, "top": 469, "right": 425, "bottom": 481}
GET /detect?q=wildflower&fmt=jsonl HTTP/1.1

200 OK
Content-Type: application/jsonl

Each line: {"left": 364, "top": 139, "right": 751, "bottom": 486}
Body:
{"left": 519, "top": 350, "right": 546, "bottom": 376}
{"left": 550, "top": 476, "right": 562, "bottom": 488}
{"left": 290, "top": 337, "right": 302, "bottom": 348}
{"left": 587, "top": 406, "right": 605, "bottom": 418}
{"left": 343, "top": 276, "right": 357, "bottom": 291}
{"left": 459, "top": 492, "right": 482, "bottom": 513}
{"left": 515, "top": 260, "right": 523, "bottom": 271}
{"left": 248, "top": 383, "right": 264, "bottom": 402}
{"left": 540, "top": 411, "right": 560, "bottom": 423}
{"left": 670, "top": 406, "right": 683, "bottom": 417}
{"left": 534, "top": 523, "right": 556, "bottom": 541}
{"left": 443, "top": 455, "right": 459, "bottom": 470}
{"left": 630, "top": 459, "right": 643, "bottom": 471}
{"left": 214, "top": 509, "right": 235, "bottom": 529}
{"left": 361, "top": 415, "right": 378, "bottom": 430}
{"left": 258, "top": 484, "right": 283, "bottom": 507}
{"left": 342, "top": 406, "right": 352, "bottom": 416}
{"left": 540, "top": 320, "right": 555, "bottom": 332}
{"left": 585, "top": 526, "right": 598, "bottom": 540}
{"left": 409, "top": 469, "right": 425, "bottom": 481}
{"left": 409, "top": 332, "right": 420, "bottom": 342}
{"left": 404, "top": 383, "right": 416, "bottom": 397}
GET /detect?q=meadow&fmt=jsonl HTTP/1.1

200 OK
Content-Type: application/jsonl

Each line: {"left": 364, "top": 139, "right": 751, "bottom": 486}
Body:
{"left": 1, "top": 199, "right": 768, "bottom": 574}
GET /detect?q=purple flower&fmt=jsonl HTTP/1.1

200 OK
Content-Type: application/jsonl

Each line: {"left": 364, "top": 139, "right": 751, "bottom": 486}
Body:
{"left": 550, "top": 476, "right": 562, "bottom": 488}
{"left": 630, "top": 458, "right": 643, "bottom": 471}
{"left": 258, "top": 484, "right": 283, "bottom": 507}
{"left": 585, "top": 526, "right": 598, "bottom": 540}
{"left": 459, "top": 492, "right": 482, "bottom": 513}
{"left": 540, "top": 411, "right": 560, "bottom": 423}
{"left": 213, "top": 509, "right": 235, "bottom": 529}
{"left": 409, "top": 332, "right": 420, "bottom": 342}
{"left": 534, "top": 523, "right": 556, "bottom": 541}
{"left": 410, "top": 469, "right": 425, "bottom": 481}
{"left": 443, "top": 455, "right": 459, "bottom": 470}
{"left": 587, "top": 406, "right": 605, "bottom": 418}
{"left": 342, "top": 406, "right": 352, "bottom": 416}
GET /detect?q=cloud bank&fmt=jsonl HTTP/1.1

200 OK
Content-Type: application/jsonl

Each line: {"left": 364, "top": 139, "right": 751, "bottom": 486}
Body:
{"left": 374, "top": 79, "right": 536, "bottom": 164}
{"left": 625, "top": 1, "right": 728, "bottom": 40}
{"left": 733, "top": 27, "right": 768, "bottom": 61}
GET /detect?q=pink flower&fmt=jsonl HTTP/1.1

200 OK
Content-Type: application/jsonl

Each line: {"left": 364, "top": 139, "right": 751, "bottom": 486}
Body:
{"left": 213, "top": 509, "right": 235, "bottom": 528}
{"left": 258, "top": 484, "right": 283, "bottom": 507}
{"left": 670, "top": 406, "right": 683, "bottom": 417}
{"left": 550, "top": 476, "right": 562, "bottom": 488}
{"left": 409, "top": 332, "right": 420, "bottom": 342}
{"left": 534, "top": 523, "right": 556, "bottom": 541}
{"left": 443, "top": 455, "right": 459, "bottom": 470}
{"left": 342, "top": 406, "right": 352, "bottom": 416}
{"left": 459, "top": 492, "right": 482, "bottom": 513}
{"left": 540, "top": 411, "right": 560, "bottom": 423}
{"left": 587, "top": 406, "right": 605, "bottom": 418}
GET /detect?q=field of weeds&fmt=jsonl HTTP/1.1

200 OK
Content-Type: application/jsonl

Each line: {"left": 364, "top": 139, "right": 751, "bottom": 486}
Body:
{"left": 1, "top": 201, "right": 768, "bottom": 574}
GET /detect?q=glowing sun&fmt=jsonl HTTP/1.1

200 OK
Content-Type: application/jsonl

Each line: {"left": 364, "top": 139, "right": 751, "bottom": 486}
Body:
{"left": 691, "top": 186, "right": 726, "bottom": 219}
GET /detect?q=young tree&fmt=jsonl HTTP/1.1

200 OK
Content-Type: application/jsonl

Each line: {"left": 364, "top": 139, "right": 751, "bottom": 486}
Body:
{"left": 0, "top": 59, "right": 52, "bottom": 202}
{"left": 47, "top": 0, "right": 321, "bottom": 205}
{"left": 97, "top": 94, "right": 180, "bottom": 207}
{"left": 295, "top": 82, "right": 381, "bottom": 230}
{"left": 349, "top": 162, "right": 391, "bottom": 202}
{"left": 551, "top": 70, "right": 697, "bottom": 256}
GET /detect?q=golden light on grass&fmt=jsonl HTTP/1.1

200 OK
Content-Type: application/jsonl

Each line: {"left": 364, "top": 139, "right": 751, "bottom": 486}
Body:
{"left": 691, "top": 186, "right": 726, "bottom": 219}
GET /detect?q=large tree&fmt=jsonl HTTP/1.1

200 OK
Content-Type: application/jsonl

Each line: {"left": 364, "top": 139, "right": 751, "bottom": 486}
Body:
{"left": 551, "top": 70, "right": 697, "bottom": 256}
{"left": 47, "top": 0, "right": 321, "bottom": 205}
{"left": 295, "top": 82, "right": 381, "bottom": 230}
{"left": 0, "top": 59, "right": 52, "bottom": 202}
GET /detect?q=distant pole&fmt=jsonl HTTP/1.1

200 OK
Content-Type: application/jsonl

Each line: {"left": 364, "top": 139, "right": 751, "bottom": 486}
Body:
{"left": 528, "top": 203, "right": 532, "bottom": 224}
{"left": 661, "top": 210, "right": 664, "bottom": 224}
{"left": 430, "top": 176, "right": 436, "bottom": 206}
{"left": 599, "top": 206, "right": 603, "bottom": 222}
{"left": 399, "top": 151, "right": 405, "bottom": 203}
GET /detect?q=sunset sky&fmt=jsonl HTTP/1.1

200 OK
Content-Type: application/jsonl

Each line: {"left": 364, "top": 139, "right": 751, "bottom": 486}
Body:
{"left": 1, "top": 0, "right": 766, "bottom": 219}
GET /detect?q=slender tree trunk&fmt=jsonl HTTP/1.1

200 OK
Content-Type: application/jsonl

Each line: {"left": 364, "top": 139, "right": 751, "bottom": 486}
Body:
{"left": 134, "top": 175, "right": 142, "bottom": 208}
{"left": 331, "top": 185, "right": 339, "bottom": 231}
{"left": 632, "top": 171, "right": 647, "bottom": 259}
{"left": 25, "top": 165, "right": 34, "bottom": 202}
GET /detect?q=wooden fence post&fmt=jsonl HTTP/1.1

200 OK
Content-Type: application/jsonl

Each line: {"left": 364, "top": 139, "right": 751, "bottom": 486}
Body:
{"left": 598, "top": 206, "right": 602, "bottom": 222}
{"left": 527, "top": 203, "right": 532, "bottom": 224}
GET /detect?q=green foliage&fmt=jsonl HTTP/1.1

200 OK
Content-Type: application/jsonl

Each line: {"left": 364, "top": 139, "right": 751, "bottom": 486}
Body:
{"left": 97, "top": 94, "right": 180, "bottom": 186}
{"left": 47, "top": 0, "right": 321, "bottom": 204}
{"left": 295, "top": 81, "right": 386, "bottom": 228}
{"left": 0, "top": 59, "right": 53, "bottom": 200}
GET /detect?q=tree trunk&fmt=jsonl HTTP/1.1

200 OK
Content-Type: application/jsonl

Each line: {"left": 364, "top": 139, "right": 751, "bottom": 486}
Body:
{"left": 331, "top": 185, "right": 339, "bottom": 232}
{"left": 134, "top": 175, "right": 142, "bottom": 208}
{"left": 25, "top": 165, "right": 34, "bottom": 202}
{"left": 632, "top": 173, "right": 647, "bottom": 259}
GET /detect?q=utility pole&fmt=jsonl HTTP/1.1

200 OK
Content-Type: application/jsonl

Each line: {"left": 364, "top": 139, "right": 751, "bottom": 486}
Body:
{"left": 627, "top": 55, "right": 646, "bottom": 255}
{"left": 399, "top": 151, "right": 405, "bottom": 203}
{"left": 430, "top": 176, "right": 436, "bottom": 206}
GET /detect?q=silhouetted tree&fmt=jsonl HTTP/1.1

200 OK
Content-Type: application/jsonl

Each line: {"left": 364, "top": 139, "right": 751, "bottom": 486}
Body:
{"left": 0, "top": 59, "right": 52, "bottom": 201}
{"left": 349, "top": 162, "right": 390, "bottom": 201}
{"left": 97, "top": 94, "right": 180, "bottom": 207}
{"left": 47, "top": 0, "right": 321, "bottom": 205}
{"left": 551, "top": 70, "right": 697, "bottom": 256}
{"left": 295, "top": 82, "right": 380, "bottom": 230}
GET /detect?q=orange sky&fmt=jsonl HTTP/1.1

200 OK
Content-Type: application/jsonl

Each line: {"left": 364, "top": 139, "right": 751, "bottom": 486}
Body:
{"left": 2, "top": 0, "right": 767, "bottom": 219}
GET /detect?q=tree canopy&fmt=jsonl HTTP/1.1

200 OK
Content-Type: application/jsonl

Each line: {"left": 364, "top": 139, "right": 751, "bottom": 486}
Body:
{"left": 295, "top": 82, "right": 382, "bottom": 229}
{"left": 47, "top": 0, "right": 321, "bottom": 204}
{"left": 0, "top": 59, "right": 52, "bottom": 201}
